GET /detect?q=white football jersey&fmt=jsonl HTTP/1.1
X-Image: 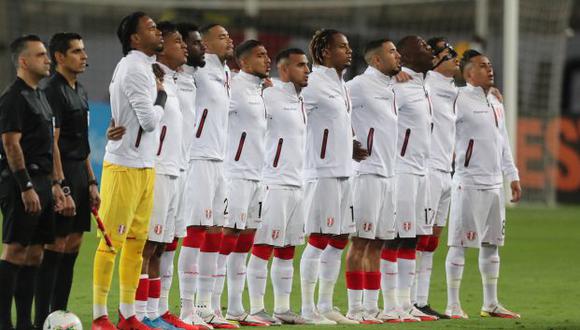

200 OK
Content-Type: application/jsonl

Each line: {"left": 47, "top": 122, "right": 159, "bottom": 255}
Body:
{"left": 454, "top": 83, "right": 519, "bottom": 188}
{"left": 302, "top": 65, "right": 353, "bottom": 179}
{"left": 105, "top": 50, "right": 163, "bottom": 168}
{"left": 262, "top": 81, "right": 307, "bottom": 187}
{"left": 425, "top": 70, "right": 458, "bottom": 173}
{"left": 225, "top": 70, "right": 267, "bottom": 181}
{"left": 348, "top": 66, "right": 397, "bottom": 178}
{"left": 154, "top": 63, "right": 183, "bottom": 176}
{"left": 189, "top": 53, "right": 231, "bottom": 160}
{"left": 394, "top": 66, "right": 433, "bottom": 175}
{"left": 176, "top": 64, "right": 197, "bottom": 170}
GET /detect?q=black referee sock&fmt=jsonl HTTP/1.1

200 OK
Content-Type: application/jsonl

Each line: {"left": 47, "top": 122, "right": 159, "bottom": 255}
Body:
{"left": 15, "top": 265, "right": 38, "bottom": 330}
{"left": 51, "top": 251, "right": 78, "bottom": 311}
{"left": 34, "top": 250, "right": 61, "bottom": 326}
{"left": 0, "top": 260, "right": 20, "bottom": 330}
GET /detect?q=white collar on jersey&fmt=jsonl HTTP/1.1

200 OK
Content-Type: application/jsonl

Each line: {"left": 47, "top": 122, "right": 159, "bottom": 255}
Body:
{"left": 427, "top": 70, "right": 454, "bottom": 84}
{"left": 279, "top": 80, "right": 301, "bottom": 99}
{"left": 181, "top": 64, "right": 196, "bottom": 77}
{"left": 464, "top": 82, "right": 489, "bottom": 98}
{"left": 237, "top": 70, "right": 263, "bottom": 87}
{"left": 127, "top": 50, "right": 156, "bottom": 64}
{"left": 364, "top": 65, "right": 394, "bottom": 85}
{"left": 205, "top": 53, "right": 226, "bottom": 69}
{"left": 312, "top": 64, "right": 346, "bottom": 83}
{"left": 157, "top": 61, "right": 177, "bottom": 75}
{"left": 401, "top": 66, "right": 426, "bottom": 83}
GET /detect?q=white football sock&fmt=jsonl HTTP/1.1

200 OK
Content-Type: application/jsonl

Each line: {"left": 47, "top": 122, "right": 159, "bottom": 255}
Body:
{"left": 247, "top": 254, "right": 268, "bottom": 314}
{"left": 347, "top": 289, "right": 363, "bottom": 313}
{"left": 416, "top": 251, "right": 434, "bottom": 307}
{"left": 300, "top": 243, "right": 323, "bottom": 316}
{"left": 271, "top": 257, "right": 293, "bottom": 314}
{"left": 178, "top": 246, "right": 199, "bottom": 316}
{"left": 227, "top": 252, "right": 247, "bottom": 315}
{"left": 159, "top": 250, "right": 175, "bottom": 315}
{"left": 380, "top": 258, "right": 398, "bottom": 311}
{"left": 397, "top": 258, "right": 416, "bottom": 311}
{"left": 363, "top": 289, "right": 379, "bottom": 313}
{"left": 446, "top": 246, "right": 465, "bottom": 308}
{"left": 213, "top": 253, "right": 227, "bottom": 314}
{"left": 196, "top": 251, "right": 218, "bottom": 309}
{"left": 479, "top": 245, "right": 500, "bottom": 309}
{"left": 317, "top": 245, "right": 344, "bottom": 313}
{"left": 147, "top": 297, "right": 160, "bottom": 320}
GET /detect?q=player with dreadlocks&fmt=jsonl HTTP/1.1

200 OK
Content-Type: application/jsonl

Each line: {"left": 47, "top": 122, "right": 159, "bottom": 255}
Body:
{"left": 299, "top": 28, "right": 368, "bottom": 325}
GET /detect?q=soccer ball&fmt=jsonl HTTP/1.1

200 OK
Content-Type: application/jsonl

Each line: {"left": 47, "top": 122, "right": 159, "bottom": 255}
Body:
{"left": 43, "top": 310, "right": 83, "bottom": 330}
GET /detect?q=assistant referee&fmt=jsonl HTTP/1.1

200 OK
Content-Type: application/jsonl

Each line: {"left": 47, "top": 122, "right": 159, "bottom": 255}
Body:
{"left": 33, "top": 32, "right": 101, "bottom": 327}
{"left": 0, "top": 35, "right": 58, "bottom": 330}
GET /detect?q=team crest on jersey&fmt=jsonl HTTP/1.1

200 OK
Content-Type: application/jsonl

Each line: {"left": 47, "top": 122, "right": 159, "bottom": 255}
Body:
{"left": 363, "top": 222, "right": 373, "bottom": 232}
{"left": 402, "top": 221, "right": 412, "bottom": 232}
{"left": 326, "top": 217, "right": 335, "bottom": 227}
{"left": 271, "top": 230, "right": 280, "bottom": 240}
{"left": 466, "top": 231, "right": 477, "bottom": 241}
{"left": 204, "top": 209, "right": 213, "bottom": 219}
{"left": 117, "top": 224, "right": 126, "bottom": 235}
{"left": 154, "top": 224, "right": 163, "bottom": 235}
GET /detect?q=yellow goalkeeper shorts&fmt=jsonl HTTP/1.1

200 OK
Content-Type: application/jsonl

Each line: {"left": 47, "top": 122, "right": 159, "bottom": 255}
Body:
{"left": 97, "top": 161, "right": 156, "bottom": 246}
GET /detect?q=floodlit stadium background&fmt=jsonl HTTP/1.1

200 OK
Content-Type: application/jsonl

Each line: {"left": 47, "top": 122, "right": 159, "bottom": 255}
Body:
{"left": 0, "top": 0, "right": 579, "bottom": 206}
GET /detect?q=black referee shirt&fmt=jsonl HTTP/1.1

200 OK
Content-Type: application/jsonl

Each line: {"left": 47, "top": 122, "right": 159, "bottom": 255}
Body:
{"left": 43, "top": 72, "right": 90, "bottom": 161}
{"left": 0, "top": 77, "right": 54, "bottom": 174}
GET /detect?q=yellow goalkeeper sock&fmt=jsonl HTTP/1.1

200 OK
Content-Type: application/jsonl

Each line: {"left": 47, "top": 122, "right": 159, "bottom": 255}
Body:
{"left": 93, "top": 239, "right": 117, "bottom": 316}
{"left": 119, "top": 238, "right": 146, "bottom": 313}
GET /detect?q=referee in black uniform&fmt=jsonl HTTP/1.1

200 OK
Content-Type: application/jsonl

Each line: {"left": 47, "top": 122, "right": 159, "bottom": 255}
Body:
{"left": 0, "top": 35, "right": 61, "bottom": 330}
{"left": 33, "top": 32, "right": 101, "bottom": 327}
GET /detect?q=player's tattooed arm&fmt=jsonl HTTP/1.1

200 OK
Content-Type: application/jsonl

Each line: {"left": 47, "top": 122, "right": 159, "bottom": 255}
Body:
{"left": 1, "top": 132, "right": 41, "bottom": 215}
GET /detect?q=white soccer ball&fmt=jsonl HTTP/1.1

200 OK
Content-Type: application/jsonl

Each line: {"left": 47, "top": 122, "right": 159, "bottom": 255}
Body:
{"left": 43, "top": 310, "right": 83, "bottom": 330}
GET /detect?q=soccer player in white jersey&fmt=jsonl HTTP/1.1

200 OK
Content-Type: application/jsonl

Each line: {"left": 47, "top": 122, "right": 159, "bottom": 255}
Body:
{"left": 381, "top": 35, "right": 438, "bottom": 322}
{"left": 411, "top": 37, "right": 459, "bottom": 319}
{"left": 158, "top": 22, "right": 208, "bottom": 330}
{"left": 445, "top": 49, "right": 521, "bottom": 319}
{"left": 132, "top": 21, "right": 190, "bottom": 330}
{"left": 92, "top": 12, "right": 166, "bottom": 330}
{"left": 344, "top": 39, "right": 401, "bottom": 324}
{"left": 211, "top": 39, "right": 271, "bottom": 327}
{"left": 177, "top": 23, "right": 236, "bottom": 329}
{"left": 299, "top": 29, "right": 368, "bottom": 325}
{"left": 246, "top": 48, "right": 310, "bottom": 326}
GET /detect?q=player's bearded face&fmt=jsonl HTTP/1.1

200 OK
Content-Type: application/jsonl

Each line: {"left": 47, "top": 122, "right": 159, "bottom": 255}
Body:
{"left": 471, "top": 56, "right": 494, "bottom": 88}
{"left": 248, "top": 46, "right": 271, "bottom": 79}
{"left": 288, "top": 54, "right": 310, "bottom": 87}
{"left": 187, "top": 31, "right": 206, "bottom": 67}
{"left": 328, "top": 34, "right": 352, "bottom": 70}
{"left": 139, "top": 17, "right": 164, "bottom": 53}
{"left": 24, "top": 41, "right": 51, "bottom": 78}
{"left": 62, "top": 39, "right": 88, "bottom": 74}
{"left": 206, "top": 26, "right": 234, "bottom": 59}
{"left": 382, "top": 42, "right": 401, "bottom": 76}
{"left": 162, "top": 32, "right": 188, "bottom": 67}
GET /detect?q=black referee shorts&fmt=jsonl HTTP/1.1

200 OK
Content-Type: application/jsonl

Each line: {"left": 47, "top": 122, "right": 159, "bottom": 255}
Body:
{"left": 55, "top": 159, "right": 91, "bottom": 237}
{"left": 0, "top": 170, "right": 55, "bottom": 246}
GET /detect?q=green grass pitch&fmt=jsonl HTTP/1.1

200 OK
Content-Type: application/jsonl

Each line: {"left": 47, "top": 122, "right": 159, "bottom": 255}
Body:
{"left": 4, "top": 205, "right": 580, "bottom": 329}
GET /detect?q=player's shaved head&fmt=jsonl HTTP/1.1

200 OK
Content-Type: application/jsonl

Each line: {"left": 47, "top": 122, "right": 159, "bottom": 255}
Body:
{"left": 363, "top": 38, "right": 392, "bottom": 65}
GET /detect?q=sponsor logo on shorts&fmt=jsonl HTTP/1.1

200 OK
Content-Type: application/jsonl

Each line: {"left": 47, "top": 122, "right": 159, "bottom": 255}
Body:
{"left": 204, "top": 209, "right": 213, "bottom": 219}
{"left": 363, "top": 222, "right": 373, "bottom": 232}
{"left": 271, "top": 230, "right": 280, "bottom": 240}
{"left": 117, "top": 224, "right": 126, "bottom": 235}
{"left": 154, "top": 224, "right": 163, "bottom": 235}
{"left": 466, "top": 231, "right": 477, "bottom": 241}
{"left": 403, "top": 221, "right": 412, "bottom": 232}
{"left": 326, "top": 217, "right": 335, "bottom": 227}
